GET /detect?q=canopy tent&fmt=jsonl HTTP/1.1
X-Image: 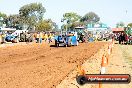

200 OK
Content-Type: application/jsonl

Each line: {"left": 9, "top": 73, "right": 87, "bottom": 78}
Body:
{"left": 112, "top": 28, "right": 124, "bottom": 33}
{"left": 0, "top": 28, "right": 16, "bottom": 31}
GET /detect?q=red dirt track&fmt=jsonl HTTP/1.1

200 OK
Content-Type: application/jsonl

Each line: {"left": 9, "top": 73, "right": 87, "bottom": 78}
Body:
{"left": 0, "top": 42, "right": 107, "bottom": 88}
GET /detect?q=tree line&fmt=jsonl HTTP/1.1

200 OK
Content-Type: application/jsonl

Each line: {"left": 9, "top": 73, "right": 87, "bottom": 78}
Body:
{"left": 0, "top": 3, "right": 102, "bottom": 31}
{"left": 0, "top": 2, "right": 101, "bottom": 31}
{"left": 61, "top": 12, "right": 100, "bottom": 31}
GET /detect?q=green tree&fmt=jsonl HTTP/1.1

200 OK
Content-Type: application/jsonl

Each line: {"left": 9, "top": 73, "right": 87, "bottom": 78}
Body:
{"left": 71, "top": 22, "right": 84, "bottom": 28}
{"left": 124, "top": 23, "right": 132, "bottom": 35}
{"left": 124, "top": 27, "right": 132, "bottom": 35}
{"left": 61, "top": 12, "right": 81, "bottom": 30}
{"left": 80, "top": 12, "right": 100, "bottom": 24}
{"left": 42, "top": 19, "right": 59, "bottom": 31}
{"left": 52, "top": 22, "right": 59, "bottom": 31}
{"left": 116, "top": 22, "right": 125, "bottom": 28}
{"left": 6, "top": 14, "right": 20, "bottom": 27}
{"left": 0, "top": 12, "right": 7, "bottom": 19}
{"left": 62, "top": 12, "right": 81, "bottom": 23}
{"left": 19, "top": 3, "right": 46, "bottom": 30}
{"left": 0, "top": 12, "right": 7, "bottom": 26}
{"left": 61, "top": 24, "right": 67, "bottom": 31}
{"left": 35, "top": 20, "right": 52, "bottom": 31}
{"left": 127, "top": 23, "right": 132, "bottom": 28}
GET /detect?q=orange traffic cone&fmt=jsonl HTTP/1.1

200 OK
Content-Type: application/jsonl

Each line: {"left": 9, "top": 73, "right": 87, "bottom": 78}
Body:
{"left": 100, "top": 55, "right": 108, "bottom": 74}
{"left": 77, "top": 65, "right": 85, "bottom": 75}
{"left": 101, "top": 55, "right": 108, "bottom": 67}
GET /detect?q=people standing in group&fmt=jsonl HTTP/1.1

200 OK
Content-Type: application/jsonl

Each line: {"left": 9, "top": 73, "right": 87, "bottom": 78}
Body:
{"left": 118, "top": 32, "right": 121, "bottom": 44}
{"left": 119, "top": 33, "right": 125, "bottom": 44}
{"left": 33, "top": 32, "right": 37, "bottom": 42}
{"left": 129, "top": 35, "right": 132, "bottom": 44}
{"left": 39, "top": 32, "right": 43, "bottom": 43}
{"left": 125, "top": 34, "right": 129, "bottom": 44}
{"left": 1, "top": 32, "right": 6, "bottom": 43}
{"left": 48, "top": 33, "right": 52, "bottom": 43}
{"left": 36, "top": 32, "right": 40, "bottom": 43}
{"left": 44, "top": 33, "right": 48, "bottom": 42}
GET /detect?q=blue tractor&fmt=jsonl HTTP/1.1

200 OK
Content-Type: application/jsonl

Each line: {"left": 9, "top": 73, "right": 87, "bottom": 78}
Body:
{"left": 54, "top": 32, "right": 78, "bottom": 47}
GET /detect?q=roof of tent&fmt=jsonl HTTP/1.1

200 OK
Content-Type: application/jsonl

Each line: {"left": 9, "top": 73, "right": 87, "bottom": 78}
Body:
{"left": 0, "top": 28, "right": 16, "bottom": 31}
{"left": 74, "top": 26, "right": 85, "bottom": 29}
{"left": 112, "top": 28, "right": 124, "bottom": 32}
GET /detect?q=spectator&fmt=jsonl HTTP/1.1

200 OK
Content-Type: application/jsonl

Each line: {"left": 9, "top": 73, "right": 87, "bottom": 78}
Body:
{"left": 129, "top": 35, "right": 132, "bottom": 44}
{"left": 48, "top": 33, "right": 52, "bottom": 43}
{"left": 33, "top": 32, "right": 37, "bottom": 42}
{"left": 44, "top": 33, "right": 48, "bottom": 42}
{"left": 118, "top": 33, "right": 122, "bottom": 44}
{"left": 39, "top": 32, "right": 43, "bottom": 43}
{"left": 36, "top": 32, "right": 40, "bottom": 43}
{"left": 125, "top": 34, "right": 129, "bottom": 44}
{"left": 120, "top": 33, "right": 125, "bottom": 44}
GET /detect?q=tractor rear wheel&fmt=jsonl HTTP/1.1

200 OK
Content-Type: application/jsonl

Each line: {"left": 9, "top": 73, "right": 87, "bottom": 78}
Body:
{"left": 55, "top": 40, "right": 59, "bottom": 47}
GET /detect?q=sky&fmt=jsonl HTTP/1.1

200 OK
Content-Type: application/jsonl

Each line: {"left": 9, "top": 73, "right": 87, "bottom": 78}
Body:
{"left": 0, "top": 0, "right": 132, "bottom": 28}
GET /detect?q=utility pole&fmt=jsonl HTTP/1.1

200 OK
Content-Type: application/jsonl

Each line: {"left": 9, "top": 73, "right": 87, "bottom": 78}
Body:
{"left": 0, "top": 17, "right": 3, "bottom": 27}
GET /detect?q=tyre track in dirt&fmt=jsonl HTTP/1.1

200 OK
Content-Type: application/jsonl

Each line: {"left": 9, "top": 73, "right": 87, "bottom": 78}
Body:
{"left": 0, "top": 43, "right": 66, "bottom": 67}
{"left": 0, "top": 42, "right": 107, "bottom": 88}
